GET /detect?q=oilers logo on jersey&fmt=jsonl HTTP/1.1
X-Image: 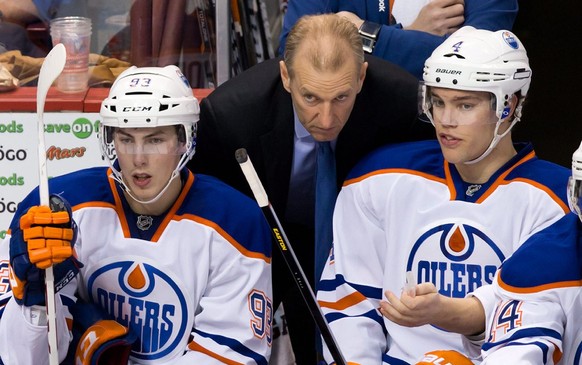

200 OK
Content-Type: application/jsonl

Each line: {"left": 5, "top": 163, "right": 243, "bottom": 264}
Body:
{"left": 86, "top": 260, "right": 190, "bottom": 361}
{"left": 407, "top": 222, "right": 506, "bottom": 297}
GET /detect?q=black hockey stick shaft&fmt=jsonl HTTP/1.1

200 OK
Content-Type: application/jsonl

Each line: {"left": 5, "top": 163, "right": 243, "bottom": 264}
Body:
{"left": 235, "top": 148, "right": 347, "bottom": 365}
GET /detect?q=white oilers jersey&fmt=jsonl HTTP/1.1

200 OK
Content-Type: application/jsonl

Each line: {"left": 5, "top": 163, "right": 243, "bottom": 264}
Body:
{"left": 0, "top": 240, "right": 8, "bottom": 320}
{"left": 317, "top": 140, "right": 571, "bottom": 364}
{"left": 0, "top": 167, "right": 273, "bottom": 364}
{"left": 481, "top": 213, "right": 582, "bottom": 365}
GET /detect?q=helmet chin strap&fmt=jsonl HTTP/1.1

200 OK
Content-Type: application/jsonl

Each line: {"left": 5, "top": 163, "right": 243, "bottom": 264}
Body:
{"left": 107, "top": 150, "right": 191, "bottom": 206}
{"left": 464, "top": 101, "right": 523, "bottom": 165}
{"left": 111, "top": 168, "right": 181, "bottom": 205}
{"left": 463, "top": 116, "right": 519, "bottom": 165}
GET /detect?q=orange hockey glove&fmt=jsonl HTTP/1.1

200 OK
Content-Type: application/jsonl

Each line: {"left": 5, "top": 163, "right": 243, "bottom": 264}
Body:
{"left": 10, "top": 194, "right": 81, "bottom": 306}
{"left": 416, "top": 350, "right": 474, "bottom": 365}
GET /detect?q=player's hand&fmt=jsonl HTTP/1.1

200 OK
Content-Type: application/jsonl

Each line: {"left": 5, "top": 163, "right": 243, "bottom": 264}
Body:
{"left": 9, "top": 194, "right": 81, "bottom": 306}
{"left": 381, "top": 283, "right": 486, "bottom": 336}
{"left": 379, "top": 282, "right": 442, "bottom": 327}
{"left": 75, "top": 320, "right": 136, "bottom": 365}
{"left": 71, "top": 301, "right": 137, "bottom": 365}
{"left": 21, "top": 203, "right": 74, "bottom": 269}
{"left": 336, "top": 11, "right": 365, "bottom": 30}
{"left": 406, "top": 0, "right": 465, "bottom": 36}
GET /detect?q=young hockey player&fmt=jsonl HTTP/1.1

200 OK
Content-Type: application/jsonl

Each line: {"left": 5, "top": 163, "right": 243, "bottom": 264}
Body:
{"left": 316, "top": 26, "right": 571, "bottom": 363}
{"left": 388, "top": 141, "right": 582, "bottom": 364}
{"left": 0, "top": 65, "right": 273, "bottom": 364}
{"left": 476, "top": 141, "right": 582, "bottom": 363}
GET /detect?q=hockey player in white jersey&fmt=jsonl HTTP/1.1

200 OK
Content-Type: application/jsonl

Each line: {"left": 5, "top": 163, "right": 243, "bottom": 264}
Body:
{"left": 316, "top": 26, "right": 572, "bottom": 364}
{"left": 477, "top": 143, "right": 582, "bottom": 363}
{"left": 390, "top": 142, "right": 582, "bottom": 364}
{"left": 0, "top": 65, "right": 273, "bottom": 364}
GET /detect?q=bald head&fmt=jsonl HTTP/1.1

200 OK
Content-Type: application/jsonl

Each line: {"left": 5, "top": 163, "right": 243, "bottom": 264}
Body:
{"left": 283, "top": 14, "right": 365, "bottom": 77}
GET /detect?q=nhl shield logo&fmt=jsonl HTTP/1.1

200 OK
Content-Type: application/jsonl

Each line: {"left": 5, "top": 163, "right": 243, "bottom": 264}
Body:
{"left": 137, "top": 215, "right": 153, "bottom": 231}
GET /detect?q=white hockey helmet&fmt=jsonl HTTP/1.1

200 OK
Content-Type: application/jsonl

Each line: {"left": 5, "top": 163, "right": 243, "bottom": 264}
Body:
{"left": 568, "top": 141, "right": 582, "bottom": 220}
{"left": 99, "top": 65, "right": 200, "bottom": 203}
{"left": 421, "top": 26, "right": 531, "bottom": 121}
{"left": 421, "top": 26, "right": 532, "bottom": 164}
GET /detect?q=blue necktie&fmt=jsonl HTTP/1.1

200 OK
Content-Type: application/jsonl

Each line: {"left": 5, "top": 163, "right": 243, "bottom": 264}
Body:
{"left": 314, "top": 141, "right": 336, "bottom": 286}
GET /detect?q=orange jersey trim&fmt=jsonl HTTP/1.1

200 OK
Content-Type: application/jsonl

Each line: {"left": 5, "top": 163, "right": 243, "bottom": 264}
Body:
{"left": 318, "top": 291, "right": 367, "bottom": 310}
{"left": 343, "top": 168, "right": 446, "bottom": 187}
{"left": 188, "top": 341, "right": 244, "bottom": 364}
{"left": 497, "top": 271, "right": 582, "bottom": 294}
{"left": 174, "top": 213, "right": 271, "bottom": 264}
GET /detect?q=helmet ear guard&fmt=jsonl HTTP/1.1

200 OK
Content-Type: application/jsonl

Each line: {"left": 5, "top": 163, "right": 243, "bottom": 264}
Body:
{"left": 502, "top": 106, "right": 511, "bottom": 119}
{"left": 568, "top": 141, "right": 582, "bottom": 220}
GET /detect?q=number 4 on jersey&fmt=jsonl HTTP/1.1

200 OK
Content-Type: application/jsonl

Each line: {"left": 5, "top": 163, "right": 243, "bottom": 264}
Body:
{"left": 489, "top": 300, "right": 524, "bottom": 342}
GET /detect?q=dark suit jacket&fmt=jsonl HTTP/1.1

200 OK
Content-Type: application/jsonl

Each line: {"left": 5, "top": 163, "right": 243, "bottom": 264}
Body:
{"left": 188, "top": 55, "right": 433, "bottom": 364}
{"left": 190, "top": 55, "right": 433, "bottom": 222}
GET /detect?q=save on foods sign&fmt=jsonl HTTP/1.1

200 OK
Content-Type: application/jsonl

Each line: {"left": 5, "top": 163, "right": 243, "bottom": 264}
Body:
{"left": 0, "top": 113, "right": 107, "bottom": 239}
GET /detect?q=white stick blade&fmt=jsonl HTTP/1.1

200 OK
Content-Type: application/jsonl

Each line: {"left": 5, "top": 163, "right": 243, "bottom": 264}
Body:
{"left": 37, "top": 43, "right": 67, "bottom": 118}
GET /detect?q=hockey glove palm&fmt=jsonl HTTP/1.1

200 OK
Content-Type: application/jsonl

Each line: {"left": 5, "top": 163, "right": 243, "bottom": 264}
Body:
{"left": 9, "top": 195, "right": 81, "bottom": 306}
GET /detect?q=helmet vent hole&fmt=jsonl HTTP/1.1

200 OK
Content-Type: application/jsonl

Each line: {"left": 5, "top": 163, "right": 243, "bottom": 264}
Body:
{"left": 126, "top": 92, "right": 152, "bottom": 96}
{"left": 159, "top": 104, "right": 169, "bottom": 112}
{"left": 436, "top": 77, "right": 441, "bottom": 82}
{"left": 453, "top": 79, "right": 457, "bottom": 85}
{"left": 146, "top": 118, "right": 151, "bottom": 123}
{"left": 110, "top": 106, "right": 116, "bottom": 112}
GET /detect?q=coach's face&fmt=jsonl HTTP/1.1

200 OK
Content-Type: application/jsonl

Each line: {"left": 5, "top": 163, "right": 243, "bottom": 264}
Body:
{"left": 280, "top": 53, "right": 367, "bottom": 142}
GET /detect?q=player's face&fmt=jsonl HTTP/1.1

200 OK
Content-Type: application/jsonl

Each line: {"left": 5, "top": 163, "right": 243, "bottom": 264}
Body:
{"left": 113, "top": 126, "right": 183, "bottom": 202}
{"left": 280, "top": 56, "right": 366, "bottom": 142}
{"left": 430, "top": 88, "right": 503, "bottom": 164}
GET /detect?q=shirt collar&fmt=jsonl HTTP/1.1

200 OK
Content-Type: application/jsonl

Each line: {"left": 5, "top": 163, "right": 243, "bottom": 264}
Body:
{"left": 293, "top": 109, "right": 314, "bottom": 141}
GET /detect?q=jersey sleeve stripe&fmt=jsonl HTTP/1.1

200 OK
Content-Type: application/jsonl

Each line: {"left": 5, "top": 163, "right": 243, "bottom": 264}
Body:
{"left": 325, "top": 308, "right": 385, "bottom": 329}
{"left": 497, "top": 271, "right": 582, "bottom": 294}
{"left": 188, "top": 341, "right": 244, "bottom": 364}
{"left": 190, "top": 328, "right": 268, "bottom": 365}
{"left": 319, "top": 275, "right": 383, "bottom": 299}
{"left": 483, "top": 327, "right": 561, "bottom": 351}
{"left": 318, "top": 291, "right": 368, "bottom": 310}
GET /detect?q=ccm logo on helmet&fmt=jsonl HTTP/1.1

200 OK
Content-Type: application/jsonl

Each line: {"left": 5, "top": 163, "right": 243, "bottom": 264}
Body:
{"left": 122, "top": 106, "right": 153, "bottom": 112}
{"left": 436, "top": 68, "right": 462, "bottom": 75}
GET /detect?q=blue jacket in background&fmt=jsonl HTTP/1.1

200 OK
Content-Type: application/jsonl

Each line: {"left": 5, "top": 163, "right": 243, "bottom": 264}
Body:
{"left": 279, "top": 0, "right": 518, "bottom": 79}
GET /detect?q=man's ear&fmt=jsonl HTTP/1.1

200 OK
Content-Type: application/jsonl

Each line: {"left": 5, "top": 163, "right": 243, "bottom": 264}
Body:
{"left": 357, "top": 61, "right": 368, "bottom": 93}
{"left": 280, "top": 60, "right": 291, "bottom": 92}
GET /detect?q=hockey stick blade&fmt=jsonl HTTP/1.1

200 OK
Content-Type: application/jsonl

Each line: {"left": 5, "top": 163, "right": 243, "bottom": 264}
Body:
{"left": 37, "top": 43, "right": 67, "bottom": 365}
{"left": 235, "top": 148, "right": 347, "bottom": 365}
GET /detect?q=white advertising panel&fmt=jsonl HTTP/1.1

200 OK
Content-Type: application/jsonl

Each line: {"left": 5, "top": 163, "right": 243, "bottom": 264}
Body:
{"left": 0, "top": 113, "right": 107, "bottom": 240}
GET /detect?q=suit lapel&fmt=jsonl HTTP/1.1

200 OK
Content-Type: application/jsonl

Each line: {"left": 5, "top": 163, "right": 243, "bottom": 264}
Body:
{"left": 259, "top": 87, "right": 295, "bottom": 216}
